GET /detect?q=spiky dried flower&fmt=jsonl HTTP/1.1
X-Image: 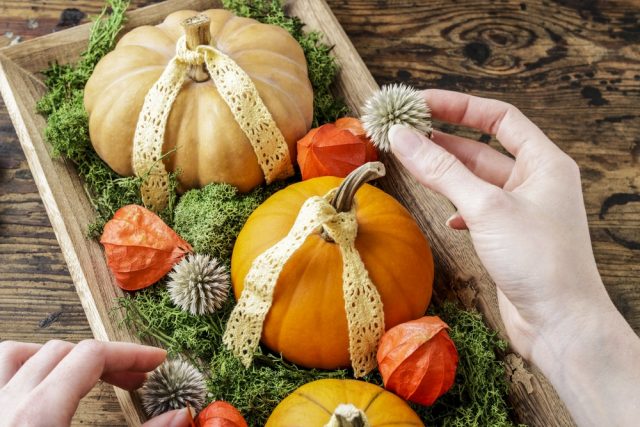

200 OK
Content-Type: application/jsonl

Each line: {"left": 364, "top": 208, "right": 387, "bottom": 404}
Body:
{"left": 140, "top": 358, "right": 206, "bottom": 417}
{"left": 168, "top": 253, "right": 230, "bottom": 315}
{"left": 361, "top": 83, "right": 432, "bottom": 152}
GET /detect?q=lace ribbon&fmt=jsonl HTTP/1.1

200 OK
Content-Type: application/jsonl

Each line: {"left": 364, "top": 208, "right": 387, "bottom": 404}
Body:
{"left": 223, "top": 189, "right": 385, "bottom": 377}
{"left": 132, "top": 36, "right": 294, "bottom": 211}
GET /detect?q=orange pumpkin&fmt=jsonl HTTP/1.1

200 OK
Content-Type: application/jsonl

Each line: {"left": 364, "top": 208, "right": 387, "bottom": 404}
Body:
{"left": 231, "top": 166, "right": 434, "bottom": 369}
{"left": 265, "top": 379, "right": 424, "bottom": 426}
{"left": 84, "top": 9, "right": 313, "bottom": 192}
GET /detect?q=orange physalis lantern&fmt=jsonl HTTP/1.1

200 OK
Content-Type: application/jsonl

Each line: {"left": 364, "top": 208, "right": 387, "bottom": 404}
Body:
{"left": 297, "top": 117, "right": 378, "bottom": 180}
{"left": 377, "top": 316, "right": 459, "bottom": 406}
{"left": 100, "top": 205, "right": 192, "bottom": 290}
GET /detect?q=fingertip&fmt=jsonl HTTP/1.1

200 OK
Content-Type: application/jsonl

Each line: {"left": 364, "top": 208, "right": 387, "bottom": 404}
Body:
{"left": 389, "top": 124, "right": 428, "bottom": 159}
{"left": 142, "top": 408, "right": 193, "bottom": 427}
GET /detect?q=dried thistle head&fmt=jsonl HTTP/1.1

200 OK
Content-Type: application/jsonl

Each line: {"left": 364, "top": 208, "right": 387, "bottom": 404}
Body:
{"left": 168, "top": 253, "right": 230, "bottom": 315}
{"left": 361, "top": 83, "right": 432, "bottom": 152}
{"left": 140, "top": 358, "right": 206, "bottom": 417}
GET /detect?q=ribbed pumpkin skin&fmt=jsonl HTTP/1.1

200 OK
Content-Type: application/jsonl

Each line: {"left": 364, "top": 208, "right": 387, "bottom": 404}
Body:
{"left": 231, "top": 177, "right": 434, "bottom": 369}
{"left": 84, "top": 9, "right": 313, "bottom": 192}
{"left": 265, "top": 379, "right": 424, "bottom": 426}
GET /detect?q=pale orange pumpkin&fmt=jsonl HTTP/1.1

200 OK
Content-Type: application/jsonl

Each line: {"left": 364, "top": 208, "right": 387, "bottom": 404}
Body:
{"left": 84, "top": 9, "right": 313, "bottom": 192}
{"left": 265, "top": 379, "right": 424, "bottom": 426}
{"left": 231, "top": 165, "right": 434, "bottom": 369}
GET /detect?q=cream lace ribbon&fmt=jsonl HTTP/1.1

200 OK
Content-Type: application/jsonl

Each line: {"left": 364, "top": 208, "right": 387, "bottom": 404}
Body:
{"left": 223, "top": 190, "right": 385, "bottom": 377}
{"left": 132, "top": 36, "right": 294, "bottom": 211}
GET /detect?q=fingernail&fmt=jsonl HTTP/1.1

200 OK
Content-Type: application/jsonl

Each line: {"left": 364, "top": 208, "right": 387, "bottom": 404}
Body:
{"left": 389, "top": 124, "right": 425, "bottom": 158}
{"left": 445, "top": 213, "right": 459, "bottom": 228}
{"left": 188, "top": 406, "right": 196, "bottom": 419}
{"left": 445, "top": 212, "right": 469, "bottom": 230}
{"left": 167, "top": 408, "right": 193, "bottom": 427}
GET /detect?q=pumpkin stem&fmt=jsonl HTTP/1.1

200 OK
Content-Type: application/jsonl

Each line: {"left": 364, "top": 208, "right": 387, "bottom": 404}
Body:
{"left": 324, "top": 404, "right": 371, "bottom": 427}
{"left": 331, "top": 161, "right": 386, "bottom": 213}
{"left": 320, "top": 162, "right": 385, "bottom": 243}
{"left": 181, "top": 14, "right": 211, "bottom": 82}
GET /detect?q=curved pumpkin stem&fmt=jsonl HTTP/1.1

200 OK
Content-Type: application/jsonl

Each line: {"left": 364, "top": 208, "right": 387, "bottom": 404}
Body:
{"left": 331, "top": 161, "right": 386, "bottom": 213}
{"left": 181, "top": 14, "right": 211, "bottom": 82}
{"left": 324, "top": 404, "right": 371, "bottom": 427}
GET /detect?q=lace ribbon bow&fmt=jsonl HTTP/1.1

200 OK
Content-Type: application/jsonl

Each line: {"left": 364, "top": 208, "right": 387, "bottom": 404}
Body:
{"left": 132, "top": 35, "right": 293, "bottom": 211}
{"left": 223, "top": 190, "right": 385, "bottom": 377}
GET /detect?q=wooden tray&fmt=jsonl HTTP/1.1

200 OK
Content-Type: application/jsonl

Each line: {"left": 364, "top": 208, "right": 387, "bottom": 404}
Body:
{"left": 0, "top": 0, "right": 574, "bottom": 425}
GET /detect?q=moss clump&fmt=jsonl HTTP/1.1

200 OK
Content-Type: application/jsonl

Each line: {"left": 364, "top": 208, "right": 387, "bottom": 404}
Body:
{"left": 223, "top": 0, "right": 349, "bottom": 126}
{"left": 173, "top": 182, "right": 284, "bottom": 262}
{"left": 207, "top": 352, "right": 348, "bottom": 426}
{"left": 119, "top": 286, "right": 225, "bottom": 362}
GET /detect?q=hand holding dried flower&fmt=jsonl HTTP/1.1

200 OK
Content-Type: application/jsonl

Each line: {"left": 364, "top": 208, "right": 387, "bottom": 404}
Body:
{"left": 0, "top": 340, "right": 193, "bottom": 427}
{"left": 388, "top": 88, "right": 640, "bottom": 427}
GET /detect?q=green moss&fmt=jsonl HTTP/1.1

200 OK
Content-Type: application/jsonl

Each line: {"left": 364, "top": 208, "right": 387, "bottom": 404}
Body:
{"left": 118, "top": 286, "right": 225, "bottom": 362}
{"left": 207, "top": 352, "right": 348, "bottom": 426}
{"left": 223, "top": 0, "right": 349, "bottom": 126}
{"left": 173, "top": 182, "right": 285, "bottom": 263}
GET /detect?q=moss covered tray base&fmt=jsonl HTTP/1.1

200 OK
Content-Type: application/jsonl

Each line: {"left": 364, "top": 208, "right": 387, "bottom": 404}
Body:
{"left": 0, "top": 0, "right": 573, "bottom": 425}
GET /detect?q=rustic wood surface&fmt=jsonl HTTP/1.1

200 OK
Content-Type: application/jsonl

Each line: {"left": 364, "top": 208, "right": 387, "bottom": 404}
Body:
{"left": 0, "top": 0, "right": 638, "bottom": 426}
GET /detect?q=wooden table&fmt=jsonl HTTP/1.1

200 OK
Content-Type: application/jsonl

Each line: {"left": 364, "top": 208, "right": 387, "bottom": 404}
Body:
{"left": 1, "top": 1, "right": 638, "bottom": 425}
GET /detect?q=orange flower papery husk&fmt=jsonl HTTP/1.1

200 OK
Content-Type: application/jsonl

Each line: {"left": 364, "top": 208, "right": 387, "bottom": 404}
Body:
{"left": 196, "top": 401, "right": 248, "bottom": 427}
{"left": 297, "top": 117, "right": 378, "bottom": 180}
{"left": 100, "top": 205, "right": 192, "bottom": 291}
{"left": 377, "top": 316, "right": 459, "bottom": 406}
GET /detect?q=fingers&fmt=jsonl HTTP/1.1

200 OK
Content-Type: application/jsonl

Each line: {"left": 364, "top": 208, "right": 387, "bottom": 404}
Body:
{"left": 389, "top": 124, "right": 504, "bottom": 217}
{"left": 37, "top": 340, "right": 166, "bottom": 403}
{"left": 431, "top": 130, "right": 514, "bottom": 187}
{"left": 102, "top": 371, "right": 148, "bottom": 391}
{"left": 0, "top": 341, "right": 42, "bottom": 387}
{"left": 142, "top": 407, "right": 195, "bottom": 427}
{"left": 4, "top": 340, "right": 73, "bottom": 393}
{"left": 422, "top": 89, "right": 554, "bottom": 158}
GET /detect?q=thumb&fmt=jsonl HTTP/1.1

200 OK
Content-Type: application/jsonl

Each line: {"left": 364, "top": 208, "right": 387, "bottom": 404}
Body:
{"left": 142, "top": 407, "right": 195, "bottom": 427}
{"left": 389, "top": 124, "right": 501, "bottom": 216}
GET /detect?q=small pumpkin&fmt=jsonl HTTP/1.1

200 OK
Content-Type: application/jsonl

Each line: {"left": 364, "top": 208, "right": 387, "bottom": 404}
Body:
{"left": 196, "top": 401, "right": 247, "bottom": 427}
{"left": 231, "top": 163, "right": 434, "bottom": 369}
{"left": 85, "top": 9, "right": 313, "bottom": 192}
{"left": 265, "top": 379, "right": 424, "bottom": 426}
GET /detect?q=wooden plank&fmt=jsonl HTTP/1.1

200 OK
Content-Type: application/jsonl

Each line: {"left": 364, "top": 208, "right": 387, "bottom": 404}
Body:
{"left": 286, "top": 1, "right": 575, "bottom": 426}
{"left": 0, "top": 54, "right": 146, "bottom": 426}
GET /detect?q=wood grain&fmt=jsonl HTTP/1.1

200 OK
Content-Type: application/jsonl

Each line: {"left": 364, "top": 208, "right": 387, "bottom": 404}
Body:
{"left": 1, "top": 0, "right": 639, "bottom": 426}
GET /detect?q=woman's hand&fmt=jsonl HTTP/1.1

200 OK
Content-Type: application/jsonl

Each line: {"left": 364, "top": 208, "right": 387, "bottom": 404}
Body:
{"left": 0, "top": 339, "right": 193, "bottom": 427}
{"left": 388, "top": 89, "right": 640, "bottom": 427}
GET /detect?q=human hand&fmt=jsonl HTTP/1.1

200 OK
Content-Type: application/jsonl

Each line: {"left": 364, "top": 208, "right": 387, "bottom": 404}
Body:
{"left": 0, "top": 339, "right": 193, "bottom": 427}
{"left": 388, "top": 89, "right": 613, "bottom": 360}
{"left": 388, "top": 89, "right": 640, "bottom": 427}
